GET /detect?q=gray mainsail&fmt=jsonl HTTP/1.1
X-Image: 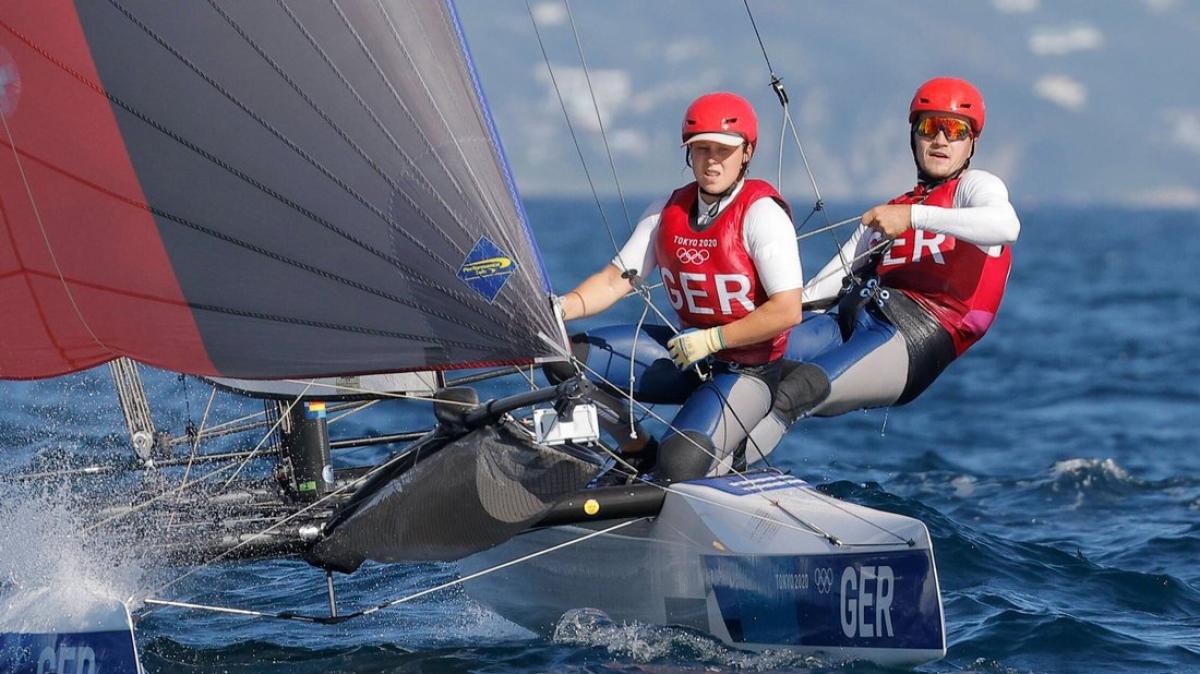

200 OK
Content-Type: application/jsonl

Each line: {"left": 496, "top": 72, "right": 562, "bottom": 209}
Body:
{"left": 0, "top": 0, "right": 563, "bottom": 380}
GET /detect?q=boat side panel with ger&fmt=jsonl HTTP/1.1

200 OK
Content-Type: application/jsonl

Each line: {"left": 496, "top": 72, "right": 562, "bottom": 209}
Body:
{"left": 462, "top": 472, "right": 946, "bottom": 667}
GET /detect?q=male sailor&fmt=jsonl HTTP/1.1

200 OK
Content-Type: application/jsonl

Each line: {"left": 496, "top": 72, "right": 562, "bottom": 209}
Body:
{"left": 547, "top": 92, "right": 803, "bottom": 483}
{"left": 741, "top": 77, "right": 1020, "bottom": 462}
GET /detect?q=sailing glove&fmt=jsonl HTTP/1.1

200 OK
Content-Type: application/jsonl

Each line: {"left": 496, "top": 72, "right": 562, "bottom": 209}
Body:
{"left": 667, "top": 327, "right": 724, "bottom": 368}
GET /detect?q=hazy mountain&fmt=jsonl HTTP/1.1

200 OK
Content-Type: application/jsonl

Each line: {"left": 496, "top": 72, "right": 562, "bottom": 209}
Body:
{"left": 456, "top": 0, "right": 1200, "bottom": 209}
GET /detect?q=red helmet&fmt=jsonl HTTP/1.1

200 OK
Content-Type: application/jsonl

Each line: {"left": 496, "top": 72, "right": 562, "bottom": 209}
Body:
{"left": 909, "top": 77, "right": 986, "bottom": 136}
{"left": 681, "top": 92, "right": 758, "bottom": 148}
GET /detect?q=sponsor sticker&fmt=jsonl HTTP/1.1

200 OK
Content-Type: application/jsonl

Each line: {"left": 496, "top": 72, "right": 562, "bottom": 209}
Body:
{"left": 458, "top": 237, "right": 518, "bottom": 303}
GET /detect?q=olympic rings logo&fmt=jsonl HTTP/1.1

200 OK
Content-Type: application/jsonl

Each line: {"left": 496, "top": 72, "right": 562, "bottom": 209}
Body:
{"left": 814, "top": 567, "right": 834, "bottom": 594}
{"left": 676, "top": 248, "right": 710, "bottom": 265}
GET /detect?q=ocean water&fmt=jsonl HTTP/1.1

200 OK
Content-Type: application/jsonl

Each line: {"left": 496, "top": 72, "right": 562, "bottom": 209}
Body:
{"left": 2, "top": 201, "right": 1198, "bottom": 674}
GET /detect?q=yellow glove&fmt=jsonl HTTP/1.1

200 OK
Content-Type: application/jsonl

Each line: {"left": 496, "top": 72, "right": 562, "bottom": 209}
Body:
{"left": 666, "top": 327, "right": 724, "bottom": 369}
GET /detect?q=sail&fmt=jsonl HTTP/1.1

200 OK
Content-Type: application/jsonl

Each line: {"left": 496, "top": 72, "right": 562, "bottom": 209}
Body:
{"left": 0, "top": 0, "right": 564, "bottom": 381}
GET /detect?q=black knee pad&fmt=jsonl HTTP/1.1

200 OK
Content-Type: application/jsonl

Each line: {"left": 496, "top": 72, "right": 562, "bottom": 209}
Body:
{"left": 543, "top": 334, "right": 590, "bottom": 384}
{"left": 653, "top": 431, "right": 715, "bottom": 484}
{"left": 773, "top": 362, "right": 832, "bottom": 424}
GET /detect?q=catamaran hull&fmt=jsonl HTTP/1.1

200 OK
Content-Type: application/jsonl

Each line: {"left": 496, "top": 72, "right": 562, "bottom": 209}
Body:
{"left": 461, "top": 473, "right": 946, "bottom": 667}
{"left": 0, "top": 590, "right": 140, "bottom": 674}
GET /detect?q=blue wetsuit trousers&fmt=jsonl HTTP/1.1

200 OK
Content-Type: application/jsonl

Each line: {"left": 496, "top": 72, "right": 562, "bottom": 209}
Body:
{"left": 551, "top": 325, "right": 779, "bottom": 482}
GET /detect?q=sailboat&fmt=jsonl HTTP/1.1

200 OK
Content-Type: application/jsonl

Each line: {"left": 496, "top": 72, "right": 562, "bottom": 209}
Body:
{"left": 0, "top": 1, "right": 945, "bottom": 671}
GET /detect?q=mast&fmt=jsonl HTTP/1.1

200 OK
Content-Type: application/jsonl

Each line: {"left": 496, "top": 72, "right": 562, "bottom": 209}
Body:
{"left": 279, "top": 400, "right": 333, "bottom": 502}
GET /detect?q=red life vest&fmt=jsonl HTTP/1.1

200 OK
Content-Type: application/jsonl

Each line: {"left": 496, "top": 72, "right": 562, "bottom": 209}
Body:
{"left": 655, "top": 179, "right": 791, "bottom": 365}
{"left": 873, "top": 177, "right": 1012, "bottom": 355}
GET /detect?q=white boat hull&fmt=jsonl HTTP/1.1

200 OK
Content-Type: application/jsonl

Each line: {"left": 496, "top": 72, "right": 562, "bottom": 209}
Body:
{"left": 462, "top": 472, "right": 946, "bottom": 667}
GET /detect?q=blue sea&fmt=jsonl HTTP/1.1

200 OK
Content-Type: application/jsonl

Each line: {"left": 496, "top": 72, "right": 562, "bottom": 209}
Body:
{"left": 2, "top": 201, "right": 1198, "bottom": 674}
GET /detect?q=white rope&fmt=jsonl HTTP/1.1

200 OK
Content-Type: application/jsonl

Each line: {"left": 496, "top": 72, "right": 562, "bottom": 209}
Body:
{"left": 196, "top": 406, "right": 270, "bottom": 436}
{"left": 177, "top": 386, "right": 218, "bottom": 487}
{"left": 83, "top": 459, "right": 239, "bottom": 534}
{"left": 326, "top": 399, "right": 378, "bottom": 426}
{"left": 166, "top": 385, "right": 220, "bottom": 530}
{"left": 143, "top": 598, "right": 269, "bottom": 618}
{"left": 797, "top": 216, "right": 860, "bottom": 242}
{"left": 802, "top": 238, "right": 893, "bottom": 298}
{"left": 626, "top": 302, "right": 651, "bottom": 441}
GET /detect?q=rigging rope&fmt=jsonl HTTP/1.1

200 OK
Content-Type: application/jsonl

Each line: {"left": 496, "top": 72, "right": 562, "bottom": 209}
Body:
{"left": 562, "top": 0, "right": 636, "bottom": 236}
{"left": 326, "top": 399, "right": 379, "bottom": 426}
{"left": 177, "top": 386, "right": 217, "bottom": 489}
{"left": 136, "top": 471, "right": 367, "bottom": 602}
{"left": 525, "top": 1, "right": 682, "bottom": 343}
{"left": 222, "top": 380, "right": 314, "bottom": 487}
{"left": 740, "top": 0, "right": 856, "bottom": 281}
{"left": 526, "top": 1, "right": 625, "bottom": 264}
{"left": 142, "top": 517, "right": 647, "bottom": 624}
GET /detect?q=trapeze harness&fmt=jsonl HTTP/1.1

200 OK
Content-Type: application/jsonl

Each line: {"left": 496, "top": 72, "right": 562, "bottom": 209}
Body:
{"left": 547, "top": 179, "right": 795, "bottom": 482}
{"left": 746, "top": 175, "right": 1012, "bottom": 459}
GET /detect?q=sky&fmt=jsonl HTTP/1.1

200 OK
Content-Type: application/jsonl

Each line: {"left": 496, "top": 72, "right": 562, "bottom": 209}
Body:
{"left": 455, "top": 0, "right": 1200, "bottom": 208}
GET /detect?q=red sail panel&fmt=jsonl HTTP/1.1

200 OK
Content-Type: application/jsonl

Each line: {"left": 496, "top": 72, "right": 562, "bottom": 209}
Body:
{"left": 0, "top": 2, "right": 214, "bottom": 379}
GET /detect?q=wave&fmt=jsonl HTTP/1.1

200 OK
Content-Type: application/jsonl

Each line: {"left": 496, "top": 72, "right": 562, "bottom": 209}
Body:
{"left": 1049, "top": 457, "right": 1134, "bottom": 488}
{"left": 550, "top": 608, "right": 889, "bottom": 673}
{"left": 139, "top": 638, "right": 412, "bottom": 674}
{"left": 949, "top": 607, "right": 1200, "bottom": 673}
{"left": 818, "top": 480, "right": 1200, "bottom": 613}
{"left": 140, "top": 633, "right": 884, "bottom": 674}
{"left": 0, "top": 484, "right": 150, "bottom": 637}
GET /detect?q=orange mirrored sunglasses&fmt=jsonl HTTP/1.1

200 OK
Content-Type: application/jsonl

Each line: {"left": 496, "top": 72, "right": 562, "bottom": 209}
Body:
{"left": 913, "top": 116, "right": 974, "bottom": 141}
